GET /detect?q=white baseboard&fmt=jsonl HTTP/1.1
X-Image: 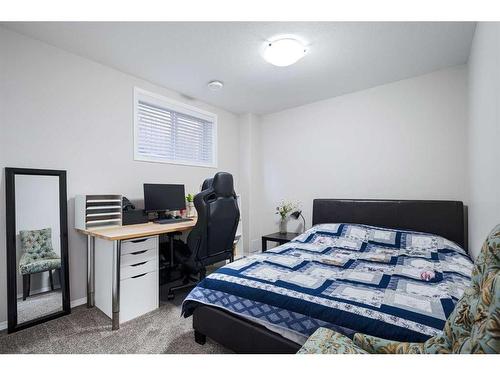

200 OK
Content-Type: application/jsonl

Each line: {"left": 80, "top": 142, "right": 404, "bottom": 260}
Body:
{"left": 71, "top": 297, "right": 87, "bottom": 308}
{"left": 0, "top": 296, "right": 87, "bottom": 331}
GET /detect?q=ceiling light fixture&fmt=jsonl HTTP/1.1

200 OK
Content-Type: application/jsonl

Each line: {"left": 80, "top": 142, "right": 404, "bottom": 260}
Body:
{"left": 207, "top": 80, "right": 224, "bottom": 91}
{"left": 263, "top": 37, "right": 307, "bottom": 67}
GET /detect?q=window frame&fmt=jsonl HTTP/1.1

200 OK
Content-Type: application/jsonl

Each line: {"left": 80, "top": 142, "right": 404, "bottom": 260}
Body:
{"left": 133, "top": 87, "right": 218, "bottom": 168}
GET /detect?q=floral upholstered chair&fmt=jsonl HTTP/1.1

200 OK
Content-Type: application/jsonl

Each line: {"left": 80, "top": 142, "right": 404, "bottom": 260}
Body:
{"left": 19, "top": 228, "right": 61, "bottom": 300}
{"left": 299, "top": 224, "right": 500, "bottom": 354}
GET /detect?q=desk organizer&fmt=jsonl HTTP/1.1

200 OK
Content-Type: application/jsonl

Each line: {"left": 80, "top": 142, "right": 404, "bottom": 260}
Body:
{"left": 75, "top": 194, "right": 123, "bottom": 230}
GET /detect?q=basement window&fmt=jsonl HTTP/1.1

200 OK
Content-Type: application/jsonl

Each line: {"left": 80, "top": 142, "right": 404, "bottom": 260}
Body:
{"left": 134, "top": 88, "right": 217, "bottom": 168}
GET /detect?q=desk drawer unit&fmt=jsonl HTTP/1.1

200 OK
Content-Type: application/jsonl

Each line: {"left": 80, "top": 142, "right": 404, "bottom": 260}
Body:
{"left": 121, "top": 248, "right": 157, "bottom": 266}
{"left": 120, "top": 257, "right": 157, "bottom": 280}
{"left": 120, "top": 271, "right": 158, "bottom": 323}
{"left": 121, "top": 237, "right": 157, "bottom": 254}
{"left": 94, "top": 235, "right": 159, "bottom": 324}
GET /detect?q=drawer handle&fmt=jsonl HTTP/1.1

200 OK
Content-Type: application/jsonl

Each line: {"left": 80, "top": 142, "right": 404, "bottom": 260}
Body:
{"left": 130, "top": 238, "right": 148, "bottom": 243}
{"left": 131, "top": 261, "right": 147, "bottom": 267}
{"left": 132, "top": 273, "right": 147, "bottom": 279}
{"left": 130, "top": 250, "right": 147, "bottom": 255}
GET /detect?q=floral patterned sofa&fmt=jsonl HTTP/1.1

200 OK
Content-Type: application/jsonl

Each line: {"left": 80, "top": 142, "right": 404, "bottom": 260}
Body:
{"left": 298, "top": 224, "right": 500, "bottom": 354}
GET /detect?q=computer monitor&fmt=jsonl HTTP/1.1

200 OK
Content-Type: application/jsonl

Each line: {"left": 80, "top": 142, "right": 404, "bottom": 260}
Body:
{"left": 143, "top": 184, "right": 186, "bottom": 212}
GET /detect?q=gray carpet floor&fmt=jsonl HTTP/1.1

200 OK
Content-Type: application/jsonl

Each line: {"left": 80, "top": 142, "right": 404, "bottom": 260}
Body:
{"left": 0, "top": 291, "right": 231, "bottom": 354}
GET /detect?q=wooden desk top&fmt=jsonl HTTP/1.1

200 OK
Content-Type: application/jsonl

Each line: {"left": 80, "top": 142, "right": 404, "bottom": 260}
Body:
{"left": 76, "top": 219, "right": 197, "bottom": 241}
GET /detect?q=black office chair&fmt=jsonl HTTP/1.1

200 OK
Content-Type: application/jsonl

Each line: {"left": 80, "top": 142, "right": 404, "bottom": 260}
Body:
{"left": 167, "top": 172, "right": 240, "bottom": 299}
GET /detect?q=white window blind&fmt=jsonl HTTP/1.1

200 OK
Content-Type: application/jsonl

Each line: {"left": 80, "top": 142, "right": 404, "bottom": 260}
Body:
{"left": 134, "top": 89, "right": 217, "bottom": 167}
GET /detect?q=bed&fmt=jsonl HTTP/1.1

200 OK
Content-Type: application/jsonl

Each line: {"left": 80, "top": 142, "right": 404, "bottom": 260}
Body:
{"left": 182, "top": 199, "right": 471, "bottom": 353}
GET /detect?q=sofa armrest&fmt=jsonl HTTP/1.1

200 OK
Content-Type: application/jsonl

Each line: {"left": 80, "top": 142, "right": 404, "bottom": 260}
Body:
{"left": 353, "top": 333, "right": 425, "bottom": 354}
{"left": 298, "top": 328, "right": 368, "bottom": 354}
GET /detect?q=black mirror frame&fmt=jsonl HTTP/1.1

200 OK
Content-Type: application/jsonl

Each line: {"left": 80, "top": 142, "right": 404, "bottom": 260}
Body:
{"left": 5, "top": 167, "right": 71, "bottom": 333}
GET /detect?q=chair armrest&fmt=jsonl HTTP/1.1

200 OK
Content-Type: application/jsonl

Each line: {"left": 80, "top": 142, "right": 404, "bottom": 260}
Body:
{"left": 298, "top": 328, "right": 368, "bottom": 354}
{"left": 353, "top": 333, "right": 425, "bottom": 354}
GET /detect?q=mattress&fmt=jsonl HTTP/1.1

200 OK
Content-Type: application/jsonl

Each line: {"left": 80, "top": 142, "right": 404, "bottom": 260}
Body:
{"left": 182, "top": 223, "right": 473, "bottom": 345}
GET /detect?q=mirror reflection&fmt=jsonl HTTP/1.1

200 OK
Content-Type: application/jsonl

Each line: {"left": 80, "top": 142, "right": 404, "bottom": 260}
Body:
{"left": 15, "top": 174, "right": 63, "bottom": 323}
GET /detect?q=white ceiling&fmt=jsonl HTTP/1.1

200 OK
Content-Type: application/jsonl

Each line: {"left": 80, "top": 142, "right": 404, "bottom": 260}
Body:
{"left": 2, "top": 22, "right": 476, "bottom": 114}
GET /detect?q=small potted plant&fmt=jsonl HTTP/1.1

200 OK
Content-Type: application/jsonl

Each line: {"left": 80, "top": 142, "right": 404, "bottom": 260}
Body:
{"left": 186, "top": 193, "right": 195, "bottom": 217}
{"left": 276, "top": 200, "right": 298, "bottom": 234}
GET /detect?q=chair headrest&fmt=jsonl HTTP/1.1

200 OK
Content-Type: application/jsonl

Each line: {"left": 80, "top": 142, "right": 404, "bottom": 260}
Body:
{"left": 201, "top": 178, "right": 213, "bottom": 191}
{"left": 212, "top": 172, "right": 234, "bottom": 197}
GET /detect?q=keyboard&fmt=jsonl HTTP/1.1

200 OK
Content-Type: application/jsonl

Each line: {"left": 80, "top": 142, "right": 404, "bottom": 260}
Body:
{"left": 155, "top": 218, "right": 193, "bottom": 224}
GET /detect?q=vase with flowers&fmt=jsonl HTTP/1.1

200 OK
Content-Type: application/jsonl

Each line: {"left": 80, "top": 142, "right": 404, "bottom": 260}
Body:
{"left": 276, "top": 200, "right": 298, "bottom": 234}
{"left": 186, "top": 193, "right": 195, "bottom": 217}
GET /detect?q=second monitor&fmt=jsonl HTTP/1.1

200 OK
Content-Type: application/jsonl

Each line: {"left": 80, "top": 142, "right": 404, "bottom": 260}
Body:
{"left": 144, "top": 184, "right": 186, "bottom": 216}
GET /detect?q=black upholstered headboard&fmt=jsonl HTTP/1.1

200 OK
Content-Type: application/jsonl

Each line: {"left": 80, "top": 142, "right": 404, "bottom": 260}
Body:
{"left": 312, "top": 199, "right": 467, "bottom": 250}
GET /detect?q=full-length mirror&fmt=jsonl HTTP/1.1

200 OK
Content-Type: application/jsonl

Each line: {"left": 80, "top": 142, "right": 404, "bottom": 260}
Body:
{"left": 5, "top": 168, "right": 70, "bottom": 333}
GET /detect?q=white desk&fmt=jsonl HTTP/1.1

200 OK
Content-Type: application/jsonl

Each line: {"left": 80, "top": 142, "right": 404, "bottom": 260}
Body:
{"left": 77, "top": 220, "right": 196, "bottom": 330}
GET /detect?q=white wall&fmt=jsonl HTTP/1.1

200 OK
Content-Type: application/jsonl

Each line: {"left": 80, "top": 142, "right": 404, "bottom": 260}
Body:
{"left": 467, "top": 23, "right": 500, "bottom": 258}
{"left": 0, "top": 27, "right": 241, "bottom": 324}
{"left": 238, "top": 113, "right": 262, "bottom": 252}
{"left": 249, "top": 66, "right": 468, "bottom": 248}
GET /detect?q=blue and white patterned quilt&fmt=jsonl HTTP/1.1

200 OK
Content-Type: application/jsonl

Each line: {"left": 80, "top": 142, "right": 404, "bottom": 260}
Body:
{"left": 182, "top": 223, "right": 473, "bottom": 344}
